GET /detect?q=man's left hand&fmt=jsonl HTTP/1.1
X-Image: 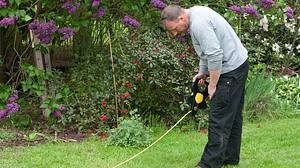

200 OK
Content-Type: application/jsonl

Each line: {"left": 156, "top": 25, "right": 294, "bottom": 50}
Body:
{"left": 208, "top": 84, "right": 216, "bottom": 99}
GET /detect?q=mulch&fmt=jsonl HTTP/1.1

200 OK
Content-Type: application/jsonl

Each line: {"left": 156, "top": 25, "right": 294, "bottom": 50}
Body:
{"left": 0, "top": 129, "right": 108, "bottom": 148}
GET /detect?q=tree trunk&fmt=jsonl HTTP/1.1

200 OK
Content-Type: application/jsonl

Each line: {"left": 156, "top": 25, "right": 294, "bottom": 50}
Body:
{"left": 30, "top": 30, "right": 48, "bottom": 117}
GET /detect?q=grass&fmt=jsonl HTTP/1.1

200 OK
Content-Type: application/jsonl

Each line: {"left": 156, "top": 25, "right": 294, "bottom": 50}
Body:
{"left": 1, "top": 117, "right": 300, "bottom": 168}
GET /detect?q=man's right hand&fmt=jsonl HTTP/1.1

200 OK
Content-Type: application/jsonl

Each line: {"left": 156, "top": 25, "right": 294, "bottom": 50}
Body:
{"left": 193, "top": 73, "right": 207, "bottom": 85}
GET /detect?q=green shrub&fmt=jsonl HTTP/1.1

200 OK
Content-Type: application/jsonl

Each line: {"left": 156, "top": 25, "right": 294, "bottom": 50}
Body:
{"left": 108, "top": 110, "right": 151, "bottom": 148}
{"left": 275, "top": 75, "right": 300, "bottom": 109}
{"left": 119, "top": 29, "right": 197, "bottom": 125}
{"left": 0, "top": 130, "right": 15, "bottom": 141}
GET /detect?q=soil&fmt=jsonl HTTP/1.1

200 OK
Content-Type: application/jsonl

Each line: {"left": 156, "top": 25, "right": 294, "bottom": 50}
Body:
{"left": 0, "top": 129, "right": 109, "bottom": 148}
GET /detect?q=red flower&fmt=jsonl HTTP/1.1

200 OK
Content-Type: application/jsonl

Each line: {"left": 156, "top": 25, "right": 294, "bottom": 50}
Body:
{"left": 124, "top": 109, "right": 129, "bottom": 114}
{"left": 187, "top": 45, "right": 194, "bottom": 53}
{"left": 101, "top": 101, "right": 107, "bottom": 107}
{"left": 122, "top": 92, "right": 131, "bottom": 99}
{"left": 99, "top": 115, "right": 108, "bottom": 122}
{"left": 132, "top": 59, "right": 140, "bottom": 65}
{"left": 125, "top": 81, "right": 133, "bottom": 88}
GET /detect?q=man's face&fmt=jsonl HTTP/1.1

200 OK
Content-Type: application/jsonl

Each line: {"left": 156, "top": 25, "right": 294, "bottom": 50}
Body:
{"left": 164, "top": 15, "right": 188, "bottom": 36}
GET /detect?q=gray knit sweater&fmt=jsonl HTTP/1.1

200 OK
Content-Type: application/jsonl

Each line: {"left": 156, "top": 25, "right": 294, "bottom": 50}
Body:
{"left": 189, "top": 6, "right": 248, "bottom": 74}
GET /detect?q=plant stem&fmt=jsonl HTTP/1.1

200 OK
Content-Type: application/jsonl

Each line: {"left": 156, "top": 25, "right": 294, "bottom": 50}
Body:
{"left": 108, "top": 30, "right": 118, "bottom": 127}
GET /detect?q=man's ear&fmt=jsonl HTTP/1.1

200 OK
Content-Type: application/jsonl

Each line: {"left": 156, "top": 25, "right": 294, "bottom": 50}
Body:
{"left": 178, "top": 15, "right": 184, "bottom": 21}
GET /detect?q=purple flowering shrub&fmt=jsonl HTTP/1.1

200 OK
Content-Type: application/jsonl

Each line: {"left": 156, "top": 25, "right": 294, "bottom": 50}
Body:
{"left": 121, "top": 16, "right": 140, "bottom": 28}
{"left": 226, "top": 0, "right": 299, "bottom": 69}
{"left": 0, "top": 0, "right": 7, "bottom": 8}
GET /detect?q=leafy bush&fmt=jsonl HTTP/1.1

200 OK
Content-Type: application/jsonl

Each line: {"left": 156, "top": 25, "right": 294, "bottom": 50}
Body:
{"left": 62, "top": 53, "right": 115, "bottom": 130}
{"left": 119, "top": 29, "right": 197, "bottom": 125}
{"left": 275, "top": 75, "right": 300, "bottom": 109}
{"left": 108, "top": 110, "right": 151, "bottom": 148}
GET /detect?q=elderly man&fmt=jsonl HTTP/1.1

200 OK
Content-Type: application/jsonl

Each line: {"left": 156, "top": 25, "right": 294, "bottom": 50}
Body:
{"left": 161, "top": 5, "right": 249, "bottom": 168}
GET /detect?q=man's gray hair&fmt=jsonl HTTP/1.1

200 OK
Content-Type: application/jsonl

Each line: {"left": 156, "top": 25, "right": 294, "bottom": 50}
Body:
{"left": 160, "top": 5, "right": 184, "bottom": 22}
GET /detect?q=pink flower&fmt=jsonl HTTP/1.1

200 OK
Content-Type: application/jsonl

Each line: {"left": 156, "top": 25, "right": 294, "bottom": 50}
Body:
{"left": 122, "top": 92, "right": 131, "bottom": 99}
{"left": 99, "top": 115, "right": 108, "bottom": 122}
{"left": 101, "top": 101, "right": 107, "bottom": 107}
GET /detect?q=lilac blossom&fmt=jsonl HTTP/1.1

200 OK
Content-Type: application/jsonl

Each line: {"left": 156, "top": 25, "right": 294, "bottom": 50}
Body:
{"left": 150, "top": 0, "right": 166, "bottom": 10}
{"left": 29, "top": 20, "right": 57, "bottom": 44}
{"left": 0, "top": 0, "right": 7, "bottom": 8}
{"left": 243, "top": 4, "right": 259, "bottom": 18}
{"left": 0, "top": 109, "right": 8, "bottom": 119}
{"left": 58, "top": 27, "right": 75, "bottom": 40}
{"left": 228, "top": 5, "right": 243, "bottom": 14}
{"left": 0, "top": 17, "right": 18, "bottom": 26}
{"left": 6, "top": 102, "right": 20, "bottom": 113}
{"left": 92, "top": 0, "right": 100, "bottom": 7}
{"left": 7, "top": 92, "right": 19, "bottom": 103}
{"left": 59, "top": 105, "right": 65, "bottom": 111}
{"left": 286, "top": 6, "right": 294, "bottom": 19}
{"left": 53, "top": 110, "right": 62, "bottom": 118}
{"left": 52, "top": 105, "right": 65, "bottom": 118}
{"left": 0, "top": 90, "right": 20, "bottom": 120}
{"left": 62, "top": 1, "right": 80, "bottom": 14}
{"left": 92, "top": 8, "right": 105, "bottom": 17}
{"left": 122, "top": 16, "right": 140, "bottom": 28}
{"left": 259, "top": 0, "right": 274, "bottom": 10}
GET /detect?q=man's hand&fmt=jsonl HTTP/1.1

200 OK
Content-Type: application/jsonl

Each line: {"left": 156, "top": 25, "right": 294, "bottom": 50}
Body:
{"left": 193, "top": 73, "right": 207, "bottom": 85}
{"left": 208, "top": 84, "right": 216, "bottom": 99}
{"left": 208, "top": 70, "right": 221, "bottom": 99}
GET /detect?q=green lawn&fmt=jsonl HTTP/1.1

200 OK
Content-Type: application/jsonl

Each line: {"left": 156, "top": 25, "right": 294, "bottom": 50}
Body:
{"left": 1, "top": 117, "right": 300, "bottom": 168}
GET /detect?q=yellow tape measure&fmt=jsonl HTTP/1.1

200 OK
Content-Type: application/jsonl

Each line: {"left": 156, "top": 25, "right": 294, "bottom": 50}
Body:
{"left": 195, "top": 93, "right": 204, "bottom": 104}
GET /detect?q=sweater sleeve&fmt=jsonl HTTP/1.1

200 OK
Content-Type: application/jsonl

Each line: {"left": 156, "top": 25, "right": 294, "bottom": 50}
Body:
{"left": 192, "top": 20, "right": 223, "bottom": 71}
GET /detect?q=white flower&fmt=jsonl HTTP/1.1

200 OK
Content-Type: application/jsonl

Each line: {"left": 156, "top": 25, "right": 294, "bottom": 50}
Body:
{"left": 260, "top": 15, "right": 269, "bottom": 31}
{"left": 255, "top": 34, "right": 261, "bottom": 39}
{"left": 296, "top": 44, "right": 300, "bottom": 51}
{"left": 285, "top": 22, "right": 296, "bottom": 33}
{"left": 271, "top": 15, "right": 276, "bottom": 21}
{"left": 272, "top": 43, "right": 280, "bottom": 53}
{"left": 285, "top": 44, "right": 292, "bottom": 50}
{"left": 262, "top": 38, "right": 269, "bottom": 46}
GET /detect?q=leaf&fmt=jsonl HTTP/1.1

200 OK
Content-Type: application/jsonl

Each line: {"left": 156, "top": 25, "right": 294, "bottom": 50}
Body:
{"left": 44, "top": 109, "right": 52, "bottom": 118}
{"left": 24, "top": 15, "right": 32, "bottom": 22}
{"left": 28, "top": 133, "right": 37, "bottom": 141}
{"left": 53, "top": 104, "right": 60, "bottom": 110}
{"left": 35, "top": 90, "right": 43, "bottom": 96}
{"left": 14, "top": 0, "right": 22, "bottom": 6}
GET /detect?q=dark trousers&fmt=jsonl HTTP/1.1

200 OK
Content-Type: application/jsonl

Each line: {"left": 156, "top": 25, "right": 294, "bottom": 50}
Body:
{"left": 199, "top": 60, "right": 249, "bottom": 168}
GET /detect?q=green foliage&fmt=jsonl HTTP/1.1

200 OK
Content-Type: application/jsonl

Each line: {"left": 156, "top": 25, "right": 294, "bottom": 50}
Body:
{"left": 195, "top": 110, "right": 209, "bottom": 129}
{"left": 108, "top": 110, "right": 152, "bottom": 148}
{"left": 63, "top": 53, "right": 113, "bottom": 130}
{"left": 0, "top": 83, "right": 11, "bottom": 109}
{"left": 0, "top": 130, "right": 15, "bottom": 141}
{"left": 245, "top": 65, "right": 276, "bottom": 121}
{"left": 20, "top": 64, "right": 47, "bottom": 97}
{"left": 9, "top": 114, "right": 32, "bottom": 130}
{"left": 119, "top": 29, "right": 197, "bottom": 125}
{"left": 275, "top": 75, "right": 300, "bottom": 109}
